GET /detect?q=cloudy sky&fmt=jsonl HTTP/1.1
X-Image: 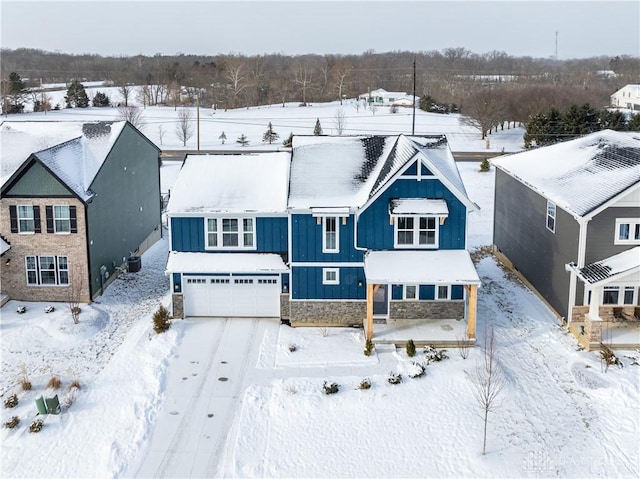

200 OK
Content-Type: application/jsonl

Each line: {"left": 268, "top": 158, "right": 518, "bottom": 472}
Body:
{"left": 1, "top": 0, "right": 638, "bottom": 59}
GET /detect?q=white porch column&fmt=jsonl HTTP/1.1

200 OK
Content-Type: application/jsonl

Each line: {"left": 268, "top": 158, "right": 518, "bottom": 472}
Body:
{"left": 588, "top": 287, "right": 602, "bottom": 320}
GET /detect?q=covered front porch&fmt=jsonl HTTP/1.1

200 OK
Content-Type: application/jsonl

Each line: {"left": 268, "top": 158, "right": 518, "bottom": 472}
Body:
{"left": 567, "top": 247, "right": 640, "bottom": 350}
{"left": 363, "top": 250, "right": 480, "bottom": 347}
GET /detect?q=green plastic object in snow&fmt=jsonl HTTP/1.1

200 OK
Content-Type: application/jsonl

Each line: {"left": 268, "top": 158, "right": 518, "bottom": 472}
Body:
{"left": 35, "top": 396, "right": 47, "bottom": 415}
{"left": 45, "top": 395, "right": 61, "bottom": 415}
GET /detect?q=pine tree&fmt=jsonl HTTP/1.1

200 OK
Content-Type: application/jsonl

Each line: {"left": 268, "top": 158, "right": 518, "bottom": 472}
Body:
{"left": 2, "top": 72, "right": 27, "bottom": 113}
{"left": 262, "top": 122, "right": 279, "bottom": 144}
{"left": 629, "top": 113, "right": 640, "bottom": 132}
{"left": 236, "top": 133, "right": 249, "bottom": 146}
{"left": 283, "top": 132, "right": 293, "bottom": 147}
{"left": 219, "top": 131, "right": 227, "bottom": 144}
{"left": 92, "top": 91, "right": 111, "bottom": 107}
{"left": 65, "top": 80, "right": 89, "bottom": 108}
{"left": 152, "top": 305, "right": 171, "bottom": 334}
{"left": 313, "top": 118, "right": 323, "bottom": 135}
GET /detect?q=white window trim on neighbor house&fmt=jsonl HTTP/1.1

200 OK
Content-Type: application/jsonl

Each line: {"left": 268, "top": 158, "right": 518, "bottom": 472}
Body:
{"left": 403, "top": 284, "right": 418, "bottom": 300}
{"left": 18, "top": 205, "right": 35, "bottom": 233}
{"left": 601, "top": 285, "right": 637, "bottom": 305}
{"left": 322, "top": 268, "right": 340, "bottom": 285}
{"left": 205, "top": 217, "right": 256, "bottom": 250}
{"left": 614, "top": 218, "right": 640, "bottom": 245}
{"left": 393, "top": 215, "right": 439, "bottom": 248}
{"left": 322, "top": 216, "right": 339, "bottom": 253}
{"left": 25, "top": 255, "right": 69, "bottom": 286}
{"left": 546, "top": 200, "right": 556, "bottom": 233}
{"left": 53, "top": 205, "right": 71, "bottom": 233}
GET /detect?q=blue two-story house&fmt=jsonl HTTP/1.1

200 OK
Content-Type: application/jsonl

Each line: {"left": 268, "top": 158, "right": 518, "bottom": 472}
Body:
{"left": 166, "top": 134, "right": 481, "bottom": 340}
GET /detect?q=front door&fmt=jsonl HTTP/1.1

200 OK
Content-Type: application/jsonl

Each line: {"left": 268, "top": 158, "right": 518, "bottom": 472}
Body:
{"left": 373, "top": 284, "right": 388, "bottom": 317}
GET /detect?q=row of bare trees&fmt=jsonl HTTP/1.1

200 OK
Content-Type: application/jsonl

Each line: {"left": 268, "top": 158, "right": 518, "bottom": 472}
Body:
{"left": 2, "top": 48, "right": 637, "bottom": 112}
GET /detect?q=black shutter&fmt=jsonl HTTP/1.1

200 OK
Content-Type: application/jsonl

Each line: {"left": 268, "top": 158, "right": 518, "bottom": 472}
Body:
{"left": 9, "top": 205, "right": 18, "bottom": 233}
{"left": 45, "top": 206, "right": 54, "bottom": 233}
{"left": 69, "top": 206, "right": 77, "bottom": 233}
{"left": 33, "top": 206, "right": 41, "bottom": 233}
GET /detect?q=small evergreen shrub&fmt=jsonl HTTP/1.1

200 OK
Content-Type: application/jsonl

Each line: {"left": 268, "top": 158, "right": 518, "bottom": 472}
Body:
{"left": 153, "top": 305, "right": 172, "bottom": 334}
{"left": 424, "top": 345, "right": 448, "bottom": 363}
{"left": 44, "top": 305, "right": 55, "bottom": 313}
{"left": 357, "top": 378, "right": 371, "bottom": 390}
{"left": 29, "top": 419, "right": 44, "bottom": 433}
{"left": 387, "top": 372, "right": 402, "bottom": 385}
{"left": 322, "top": 381, "right": 339, "bottom": 395}
{"left": 4, "top": 394, "right": 18, "bottom": 408}
{"left": 4, "top": 416, "right": 19, "bottom": 429}
{"left": 363, "top": 338, "right": 374, "bottom": 356}
{"left": 288, "top": 343, "right": 297, "bottom": 353}
{"left": 16, "top": 305, "right": 26, "bottom": 314}
{"left": 406, "top": 339, "right": 416, "bottom": 357}
{"left": 407, "top": 362, "right": 426, "bottom": 378}
{"left": 480, "top": 157, "right": 491, "bottom": 172}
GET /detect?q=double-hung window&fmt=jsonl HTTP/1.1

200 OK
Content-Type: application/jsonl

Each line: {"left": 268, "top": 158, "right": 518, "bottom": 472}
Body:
{"left": 322, "top": 216, "right": 339, "bottom": 253}
{"left": 404, "top": 285, "right": 417, "bottom": 300}
{"left": 206, "top": 217, "right": 255, "bottom": 249}
{"left": 546, "top": 200, "right": 556, "bottom": 233}
{"left": 18, "top": 205, "right": 35, "bottom": 233}
{"left": 395, "top": 216, "right": 438, "bottom": 248}
{"left": 615, "top": 218, "right": 640, "bottom": 245}
{"left": 25, "top": 255, "right": 69, "bottom": 286}
{"left": 54, "top": 205, "right": 71, "bottom": 233}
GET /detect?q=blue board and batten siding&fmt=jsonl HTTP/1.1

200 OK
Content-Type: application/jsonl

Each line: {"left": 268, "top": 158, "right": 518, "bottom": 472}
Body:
{"left": 357, "top": 176, "right": 467, "bottom": 250}
{"left": 170, "top": 216, "right": 288, "bottom": 252}
{"left": 391, "top": 284, "right": 464, "bottom": 300}
{"left": 292, "top": 266, "right": 366, "bottom": 300}
{"left": 290, "top": 214, "right": 363, "bottom": 262}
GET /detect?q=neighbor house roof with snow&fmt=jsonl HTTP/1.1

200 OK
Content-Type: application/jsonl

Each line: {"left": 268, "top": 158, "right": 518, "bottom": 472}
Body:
{"left": 568, "top": 247, "right": 640, "bottom": 286}
{"left": 166, "top": 152, "right": 291, "bottom": 214}
{"left": 0, "top": 237, "right": 9, "bottom": 255}
{"left": 288, "top": 134, "right": 477, "bottom": 212}
{"left": 166, "top": 251, "right": 289, "bottom": 274}
{"left": 364, "top": 250, "right": 481, "bottom": 285}
{"left": 1, "top": 121, "right": 127, "bottom": 201}
{"left": 492, "top": 130, "right": 640, "bottom": 219}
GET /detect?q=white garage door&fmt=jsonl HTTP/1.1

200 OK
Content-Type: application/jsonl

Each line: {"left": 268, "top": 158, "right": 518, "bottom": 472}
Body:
{"left": 183, "top": 276, "right": 280, "bottom": 317}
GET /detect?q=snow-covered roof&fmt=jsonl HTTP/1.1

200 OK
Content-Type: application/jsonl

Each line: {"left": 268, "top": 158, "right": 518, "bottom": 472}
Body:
{"left": 364, "top": 250, "right": 481, "bottom": 285}
{"left": 0, "top": 237, "right": 10, "bottom": 255}
{"left": 1, "top": 121, "right": 126, "bottom": 200}
{"left": 166, "top": 152, "right": 290, "bottom": 214}
{"left": 390, "top": 198, "right": 449, "bottom": 216}
{"left": 492, "top": 130, "right": 640, "bottom": 218}
{"left": 570, "top": 247, "right": 640, "bottom": 286}
{"left": 166, "top": 252, "right": 289, "bottom": 274}
{"left": 289, "top": 134, "right": 476, "bottom": 212}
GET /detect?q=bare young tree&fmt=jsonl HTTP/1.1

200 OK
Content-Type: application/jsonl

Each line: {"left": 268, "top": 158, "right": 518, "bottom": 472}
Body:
{"left": 67, "top": 266, "right": 83, "bottom": 325}
{"left": 117, "top": 105, "right": 144, "bottom": 130}
{"left": 226, "top": 58, "right": 247, "bottom": 109}
{"left": 468, "top": 327, "right": 506, "bottom": 455}
{"left": 118, "top": 83, "right": 132, "bottom": 107}
{"left": 157, "top": 125, "right": 165, "bottom": 145}
{"left": 460, "top": 88, "right": 506, "bottom": 139}
{"left": 175, "top": 108, "right": 194, "bottom": 146}
{"left": 334, "top": 108, "right": 346, "bottom": 135}
{"left": 294, "top": 64, "right": 314, "bottom": 106}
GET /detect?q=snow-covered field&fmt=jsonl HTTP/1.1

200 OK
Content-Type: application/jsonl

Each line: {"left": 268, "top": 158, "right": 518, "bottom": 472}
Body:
{"left": 1, "top": 100, "right": 638, "bottom": 478}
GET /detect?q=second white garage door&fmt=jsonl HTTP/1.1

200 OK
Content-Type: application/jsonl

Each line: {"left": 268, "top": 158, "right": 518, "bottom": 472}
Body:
{"left": 183, "top": 276, "right": 280, "bottom": 317}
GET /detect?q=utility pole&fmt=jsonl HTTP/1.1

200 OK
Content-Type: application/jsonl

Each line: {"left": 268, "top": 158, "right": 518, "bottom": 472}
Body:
{"left": 196, "top": 95, "right": 200, "bottom": 151}
{"left": 555, "top": 31, "right": 558, "bottom": 60}
{"left": 412, "top": 56, "right": 416, "bottom": 135}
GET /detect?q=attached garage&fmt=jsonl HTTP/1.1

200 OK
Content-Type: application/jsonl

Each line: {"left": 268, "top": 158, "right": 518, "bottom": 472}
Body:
{"left": 167, "top": 252, "right": 289, "bottom": 319}
{"left": 183, "top": 275, "right": 281, "bottom": 317}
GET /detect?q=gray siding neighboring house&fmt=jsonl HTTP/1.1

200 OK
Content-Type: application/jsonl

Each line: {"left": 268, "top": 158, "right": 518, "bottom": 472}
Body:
{"left": 492, "top": 130, "right": 640, "bottom": 348}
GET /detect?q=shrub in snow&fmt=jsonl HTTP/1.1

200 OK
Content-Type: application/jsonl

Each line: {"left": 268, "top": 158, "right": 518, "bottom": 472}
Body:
{"left": 4, "top": 416, "right": 19, "bottom": 429}
{"left": 29, "top": 419, "right": 44, "bottom": 433}
{"left": 600, "top": 343, "right": 623, "bottom": 371}
{"left": 357, "top": 378, "right": 371, "bottom": 390}
{"left": 424, "top": 345, "right": 448, "bottom": 363}
{"left": 19, "top": 364, "right": 31, "bottom": 391}
{"left": 288, "top": 343, "right": 298, "bottom": 353}
{"left": 624, "top": 350, "right": 640, "bottom": 366}
{"left": 386, "top": 372, "right": 402, "bottom": 385}
{"left": 363, "top": 338, "right": 374, "bottom": 356}
{"left": 47, "top": 375, "right": 61, "bottom": 390}
{"left": 152, "top": 305, "right": 172, "bottom": 334}
{"left": 16, "top": 305, "right": 26, "bottom": 314}
{"left": 4, "top": 394, "right": 18, "bottom": 408}
{"left": 406, "top": 339, "right": 416, "bottom": 357}
{"left": 322, "top": 381, "right": 339, "bottom": 395}
{"left": 44, "top": 305, "right": 55, "bottom": 313}
{"left": 480, "top": 157, "right": 491, "bottom": 172}
{"left": 70, "top": 380, "right": 81, "bottom": 390}
{"left": 407, "top": 362, "right": 426, "bottom": 379}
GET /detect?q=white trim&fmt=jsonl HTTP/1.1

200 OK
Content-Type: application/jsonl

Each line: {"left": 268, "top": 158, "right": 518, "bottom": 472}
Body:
{"left": 290, "top": 262, "right": 363, "bottom": 267}
{"left": 25, "top": 254, "right": 69, "bottom": 286}
{"left": 393, "top": 215, "right": 439, "bottom": 249}
{"left": 322, "top": 216, "right": 339, "bottom": 253}
{"left": 546, "top": 200, "right": 556, "bottom": 233}
{"left": 17, "top": 204, "right": 35, "bottom": 233}
{"left": 436, "top": 284, "right": 451, "bottom": 300}
{"left": 204, "top": 216, "right": 257, "bottom": 251}
{"left": 583, "top": 182, "right": 640, "bottom": 222}
{"left": 53, "top": 204, "right": 71, "bottom": 234}
{"left": 614, "top": 218, "right": 640, "bottom": 245}
{"left": 312, "top": 207, "right": 350, "bottom": 217}
{"left": 323, "top": 268, "right": 340, "bottom": 285}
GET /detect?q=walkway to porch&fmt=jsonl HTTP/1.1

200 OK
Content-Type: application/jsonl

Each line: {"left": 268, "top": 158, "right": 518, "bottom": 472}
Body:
{"left": 368, "top": 318, "right": 475, "bottom": 348}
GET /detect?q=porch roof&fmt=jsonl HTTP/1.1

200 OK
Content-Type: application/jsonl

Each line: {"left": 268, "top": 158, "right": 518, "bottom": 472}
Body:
{"left": 389, "top": 198, "right": 448, "bottom": 216}
{"left": 569, "top": 247, "right": 640, "bottom": 286}
{"left": 364, "top": 250, "right": 480, "bottom": 285}
{"left": 166, "top": 252, "right": 289, "bottom": 274}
